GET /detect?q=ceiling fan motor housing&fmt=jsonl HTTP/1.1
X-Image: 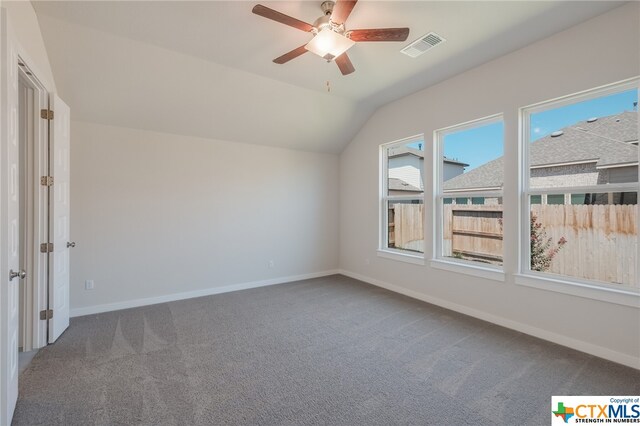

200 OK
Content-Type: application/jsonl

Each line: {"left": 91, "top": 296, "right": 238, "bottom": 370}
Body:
{"left": 321, "top": 1, "right": 335, "bottom": 16}
{"left": 314, "top": 2, "right": 346, "bottom": 35}
{"left": 313, "top": 15, "right": 331, "bottom": 32}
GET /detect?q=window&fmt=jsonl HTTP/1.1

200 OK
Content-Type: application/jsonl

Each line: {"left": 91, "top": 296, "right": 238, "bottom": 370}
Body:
{"left": 455, "top": 197, "right": 467, "bottom": 205}
{"left": 380, "top": 136, "right": 425, "bottom": 258}
{"left": 570, "top": 193, "right": 586, "bottom": 205}
{"left": 547, "top": 194, "right": 565, "bottom": 205}
{"left": 435, "top": 115, "right": 504, "bottom": 268}
{"left": 521, "top": 79, "right": 638, "bottom": 289}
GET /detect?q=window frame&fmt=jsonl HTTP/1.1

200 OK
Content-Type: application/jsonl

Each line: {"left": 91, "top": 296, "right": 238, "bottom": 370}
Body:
{"left": 518, "top": 77, "right": 640, "bottom": 302}
{"left": 433, "top": 113, "right": 505, "bottom": 275}
{"left": 379, "top": 135, "right": 426, "bottom": 263}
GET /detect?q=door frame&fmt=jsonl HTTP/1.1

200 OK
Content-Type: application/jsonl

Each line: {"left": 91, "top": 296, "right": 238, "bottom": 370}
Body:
{"left": 17, "top": 58, "right": 49, "bottom": 351}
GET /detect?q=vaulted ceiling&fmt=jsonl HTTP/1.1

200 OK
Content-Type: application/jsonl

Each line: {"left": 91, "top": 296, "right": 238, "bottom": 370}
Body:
{"left": 32, "top": 1, "right": 624, "bottom": 153}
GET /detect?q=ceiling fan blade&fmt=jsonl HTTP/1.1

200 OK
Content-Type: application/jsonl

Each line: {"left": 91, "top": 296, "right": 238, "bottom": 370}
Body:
{"left": 331, "top": 0, "right": 357, "bottom": 25}
{"left": 273, "top": 45, "right": 308, "bottom": 64}
{"left": 335, "top": 53, "right": 355, "bottom": 76}
{"left": 347, "top": 28, "right": 410, "bottom": 42}
{"left": 252, "top": 4, "right": 314, "bottom": 32}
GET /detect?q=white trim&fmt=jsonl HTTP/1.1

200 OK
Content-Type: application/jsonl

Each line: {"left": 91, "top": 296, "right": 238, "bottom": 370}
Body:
{"left": 9, "top": 40, "right": 53, "bottom": 95}
{"left": 434, "top": 115, "right": 505, "bottom": 269}
{"left": 526, "top": 183, "right": 639, "bottom": 196}
{"left": 380, "top": 134, "right": 425, "bottom": 150}
{"left": 518, "top": 94, "right": 530, "bottom": 276}
{"left": 69, "top": 270, "right": 340, "bottom": 317}
{"left": 377, "top": 249, "right": 425, "bottom": 265}
{"left": 515, "top": 273, "right": 639, "bottom": 308}
{"left": 596, "top": 162, "right": 639, "bottom": 170}
{"left": 338, "top": 270, "right": 640, "bottom": 370}
{"left": 16, "top": 58, "right": 48, "bottom": 352}
{"left": 443, "top": 187, "right": 502, "bottom": 194}
{"left": 522, "top": 77, "right": 639, "bottom": 115}
{"left": 530, "top": 159, "right": 597, "bottom": 169}
{"left": 385, "top": 195, "right": 425, "bottom": 202}
{"left": 430, "top": 259, "right": 505, "bottom": 282}
{"left": 435, "top": 112, "right": 504, "bottom": 135}
{"left": 441, "top": 190, "right": 503, "bottom": 198}
{"left": 530, "top": 161, "right": 638, "bottom": 172}
{"left": 520, "top": 78, "right": 640, "bottom": 289}
{"left": 380, "top": 134, "right": 425, "bottom": 254}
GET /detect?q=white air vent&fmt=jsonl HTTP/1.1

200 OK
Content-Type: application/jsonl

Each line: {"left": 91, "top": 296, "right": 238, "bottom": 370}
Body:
{"left": 401, "top": 32, "right": 445, "bottom": 58}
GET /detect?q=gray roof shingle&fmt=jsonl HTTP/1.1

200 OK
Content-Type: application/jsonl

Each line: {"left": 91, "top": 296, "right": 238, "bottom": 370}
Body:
{"left": 573, "top": 111, "right": 638, "bottom": 144}
{"left": 444, "top": 111, "right": 638, "bottom": 191}
{"left": 388, "top": 178, "right": 422, "bottom": 193}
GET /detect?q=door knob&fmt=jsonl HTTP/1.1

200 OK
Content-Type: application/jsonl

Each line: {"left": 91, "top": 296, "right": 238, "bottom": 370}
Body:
{"left": 9, "top": 269, "right": 26, "bottom": 281}
{"left": 67, "top": 241, "right": 76, "bottom": 248}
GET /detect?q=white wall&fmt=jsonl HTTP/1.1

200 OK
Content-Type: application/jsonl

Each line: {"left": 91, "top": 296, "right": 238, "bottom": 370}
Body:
{"left": 70, "top": 121, "right": 339, "bottom": 314}
{"left": 2, "top": 1, "right": 55, "bottom": 92}
{"left": 339, "top": 3, "right": 640, "bottom": 367}
{"left": 34, "top": 10, "right": 366, "bottom": 155}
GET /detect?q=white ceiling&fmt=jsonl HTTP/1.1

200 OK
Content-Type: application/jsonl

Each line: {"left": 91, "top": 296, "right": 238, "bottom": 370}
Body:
{"left": 32, "top": 1, "right": 624, "bottom": 153}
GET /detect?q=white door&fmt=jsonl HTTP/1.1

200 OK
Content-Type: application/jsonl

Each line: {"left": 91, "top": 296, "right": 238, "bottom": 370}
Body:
{"left": 0, "top": 9, "right": 21, "bottom": 425}
{"left": 48, "top": 95, "right": 70, "bottom": 343}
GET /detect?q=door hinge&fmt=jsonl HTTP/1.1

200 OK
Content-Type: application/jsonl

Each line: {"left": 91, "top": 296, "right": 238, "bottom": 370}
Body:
{"left": 39, "top": 309, "right": 53, "bottom": 320}
{"left": 40, "top": 176, "right": 54, "bottom": 186}
{"left": 40, "top": 242, "right": 54, "bottom": 253}
{"left": 40, "top": 109, "right": 54, "bottom": 120}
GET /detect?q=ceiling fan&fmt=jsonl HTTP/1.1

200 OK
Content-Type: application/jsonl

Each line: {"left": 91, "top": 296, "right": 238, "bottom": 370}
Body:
{"left": 252, "top": 0, "right": 410, "bottom": 75}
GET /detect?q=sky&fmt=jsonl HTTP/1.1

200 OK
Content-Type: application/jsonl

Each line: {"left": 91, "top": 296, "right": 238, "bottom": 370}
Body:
{"left": 406, "top": 125, "right": 504, "bottom": 171}
{"left": 530, "top": 89, "right": 637, "bottom": 141}
{"left": 443, "top": 121, "right": 504, "bottom": 171}
{"left": 440, "top": 88, "right": 638, "bottom": 171}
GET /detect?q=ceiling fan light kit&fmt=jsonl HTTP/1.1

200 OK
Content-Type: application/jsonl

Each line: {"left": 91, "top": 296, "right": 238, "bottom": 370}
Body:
{"left": 305, "top": 27, "right": 355, "bottom": 61}
{"left": 252, "top": 0, "right": 410, "bottom": 76}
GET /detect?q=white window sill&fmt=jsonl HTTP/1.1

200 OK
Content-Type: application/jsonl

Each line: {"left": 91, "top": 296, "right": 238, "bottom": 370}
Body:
{"left": 377, "top": 249, "right": 425, "bottom": 265}
{"left": 430, "top": 258, "right": 505, "bottom": 282}
{"left": 514, "top": 273, "right": 640, "bottom": 308}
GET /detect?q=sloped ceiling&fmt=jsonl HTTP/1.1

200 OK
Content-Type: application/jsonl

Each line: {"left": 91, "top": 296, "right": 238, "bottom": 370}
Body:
{"left": 31, "top": 1, "right": 623, "bottom": 153}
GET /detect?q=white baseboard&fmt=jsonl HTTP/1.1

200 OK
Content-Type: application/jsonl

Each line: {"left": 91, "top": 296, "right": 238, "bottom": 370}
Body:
{"left": 70, "top": 270, "right": 340, "bottom": 317}
{"left": 338, "top": 269, "right": 640, "bottom": 370}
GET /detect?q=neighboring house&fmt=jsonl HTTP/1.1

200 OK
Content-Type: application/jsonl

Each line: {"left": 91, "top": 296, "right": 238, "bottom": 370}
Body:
{"left": 444, "top": 111, "right": 639, "bottom": 204}
{"left": 389, "top": 178, "right": 422, "bottom": 195}
{"left": 388, "top": 145, "right": 468, "bottom": 195}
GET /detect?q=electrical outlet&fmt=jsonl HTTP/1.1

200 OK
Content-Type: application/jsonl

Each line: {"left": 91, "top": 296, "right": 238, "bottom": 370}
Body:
{"left": 85, "top": 280, "right": 94, "bottom": 290}
{"left": 268, "top": 260, "right": 275, "bottom": 269}
{"left": 365, "top": 258, "right": 370, "bottom": 265}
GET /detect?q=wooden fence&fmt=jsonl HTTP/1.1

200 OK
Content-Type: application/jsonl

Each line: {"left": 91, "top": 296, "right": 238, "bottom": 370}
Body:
{"left": 391, "top": 202, "right": 638, "bottom": 285}
{"left": 531, "top": 204, "right": 637, "bottom": 286}
{"left": 388, "top": 203, "right": 424, "bottom": 253}
{"left": 443, "top": 205, "right": 503, "bottom": 264}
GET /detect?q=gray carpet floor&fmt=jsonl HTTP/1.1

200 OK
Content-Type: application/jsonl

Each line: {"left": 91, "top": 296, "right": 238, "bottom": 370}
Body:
{"left": 13, "top": 275, "right": 640, "bottom": 425}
